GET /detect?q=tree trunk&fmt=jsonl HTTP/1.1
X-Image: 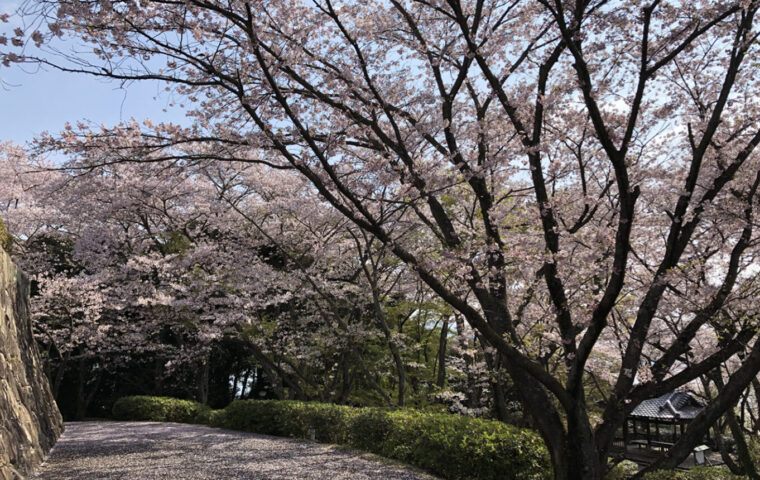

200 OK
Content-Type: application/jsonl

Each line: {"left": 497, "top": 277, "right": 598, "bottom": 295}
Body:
{"left": 82, "top": 368, "right": 102, "bottom": 420}
{"left": 349, "top": 346, "right": 393, "bottom": 406}
{"left": 715, "top": 374, "right": 760, "bottom": 479}
{"left": 231, "top": 373, "right": 240, "bottom": 401}
{"left": 477, "top": 334, "right": 510, "bottom": 421}
{"left": 75, "top": 357, "right": 87, "bottom": 420}
{"left": 534, "top": 413, "right": 606, "bottom": 480}
{"left": 436, "top": 319, "right": 448, "bottom": 388}
{"left": 370, "top": 292, "right": 406, "bottom": 406}
{"left": 198, "top": 356, "right": 210, "bottom": 405}
{"left": 492, "top": 381, "right": 509, "bottom": 422}
{"left": 239, "top": 369, "right": 250, "bottom": 399}
{"left": 513, "top": 373, "right": 605, "bottom": 480}
{"left": 249, "top": 343, "right": 305, "bottom": 399}
{"left": 153, "top": 358, "right": 164, "bottom": 396}
{"left": 728, "top": 412, "right": 760, "bottom": 480}
{"left": 717, "top": 415, "right": 747, "bottom": 476}
{"left": 564, "top": 409, "right": 605, "bottom": 480}
{"left": 74, "top": 357, "right": 101, "bottom": 420}
{"left": 338, "top": 354, "right": 352, "bottom": 404}
{"left": 261, "top": 364, "right": 284, "bottom": 400}
{"left": 52, "top": 350, "right": 70, "bottom": 400}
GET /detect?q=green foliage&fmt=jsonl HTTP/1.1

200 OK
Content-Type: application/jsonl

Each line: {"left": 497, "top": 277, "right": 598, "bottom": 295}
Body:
{"left": 349, "top": 407, "right": 395, "bottom": 451}
{"left": 0, "top": 217, "right": 11, "bottom": 252}
{"left": 112, "top": 396, "right": 211, "bottom": 424}
{"left": 749, "top": 436, "right": 760, "bottom": 465}
{"left": 605, "top": 460, "right": 640, "bottom": 480}
{"left": 210, "top": 400, "right": 356, "bottom": 444}
{"left": 212, "top": 400, "right": 549, "bottom": 480}
{"left": 117, "top": 396, "right": 550, "bottom": 480}
{"left": 640, "top": 466, "right": 748, "bottom": 480}
{"left": 162, "top": 230, "right": 193, "bottom": 255}
{"left": 363, "top": 409, "right": 550, "bottom": 480}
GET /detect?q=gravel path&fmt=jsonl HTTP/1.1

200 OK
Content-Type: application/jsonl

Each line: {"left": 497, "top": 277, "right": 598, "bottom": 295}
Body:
{"left": 32, "top": 422, "right": 439, "bottom": 480}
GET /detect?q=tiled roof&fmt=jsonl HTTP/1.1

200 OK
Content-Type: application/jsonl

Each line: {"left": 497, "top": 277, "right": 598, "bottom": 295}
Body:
{"left": 630, "top": 391, "right": 705, "bottom": 420}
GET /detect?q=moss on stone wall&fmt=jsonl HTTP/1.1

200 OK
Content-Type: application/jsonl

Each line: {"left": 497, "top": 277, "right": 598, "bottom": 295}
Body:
{"left": 0, "top": 217, "right": 10, "bottom": 252}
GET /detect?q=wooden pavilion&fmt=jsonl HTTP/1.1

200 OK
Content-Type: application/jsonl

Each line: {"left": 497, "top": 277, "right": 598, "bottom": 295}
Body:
{"left": 622, "top": 391, "right": 713, "bottom": 451}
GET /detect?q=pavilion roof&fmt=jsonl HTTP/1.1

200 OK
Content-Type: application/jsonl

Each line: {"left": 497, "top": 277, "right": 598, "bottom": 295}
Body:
{"left": 629, "top": 391, "right": 705, "bottom": 420}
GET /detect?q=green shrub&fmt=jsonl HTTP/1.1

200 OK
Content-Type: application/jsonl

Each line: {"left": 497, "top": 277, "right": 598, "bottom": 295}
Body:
{"left": 278, "top": 401, "right": 356, "bottom": 444}
{"left": 681, "top": 467, "right": 748, "bottom": 480}
{"left": 348, "top": 407, "right": 395, "bottom": 451}
{"left": 112, "top": 396, "right": 211, "bottom": 424}
{"left": 210, "top": 400, "right": 357, "bottom": 444}
{"left": 115, "top": 396, "right": 551, "bottom": 479}
{"left": 208, "top": 399, "right": 276, "bottom": 433}
{"left": 111, "top": 396, "right": 747, "bottom": 480}
{"left": 209, "top": 399, "right": 549, "bottom": 480}
{"left": 368, "top": 410, "right": 549, "bottom": 480}
{"left": 749, "top": 436, "right": 760, "bottom": 466}
{"left": 606, "top": 460, "right": 639, "bottom": 480}
{"left": 641, "top": 466, "right": 747, "bottom": 480}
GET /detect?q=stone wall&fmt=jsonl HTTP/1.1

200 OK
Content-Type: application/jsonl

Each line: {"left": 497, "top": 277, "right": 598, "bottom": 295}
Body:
{"left": 0, "top": 246, "right": 63, "bottom": 479}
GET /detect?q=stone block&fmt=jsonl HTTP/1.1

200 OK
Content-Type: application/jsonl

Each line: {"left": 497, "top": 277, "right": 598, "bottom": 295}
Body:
{"left": 0, "top": 247, "right": 63, "bottom": 479}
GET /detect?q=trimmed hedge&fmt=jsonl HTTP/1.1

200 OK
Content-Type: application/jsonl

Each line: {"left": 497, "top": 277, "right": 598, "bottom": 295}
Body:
{"left": 209, "top": 399, "right": 356, "bottom": 444}
{"left": 112, "top": 396, "right": 211, "bottom": 424}
{"left": 360, "top": 408, "right": 549, "bottom": 480}
{"left": 111, "top": 397, "right": 746, "bottom": 480}
{"left": 640, "top": 467, "right": 747, "bottom": 480}
{"left": 606, "top": 462, "right": 747, "bottom": 480}
{"left": 113, "top": 396, "right": 550, "bottom": 480}
{"left": 605, "top": 460, "right": 640, "bottom": 480}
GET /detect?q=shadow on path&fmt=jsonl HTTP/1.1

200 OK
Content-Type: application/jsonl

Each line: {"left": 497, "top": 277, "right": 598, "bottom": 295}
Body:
{"left": 32, "top": 421, "right": 438, "bottom": 480}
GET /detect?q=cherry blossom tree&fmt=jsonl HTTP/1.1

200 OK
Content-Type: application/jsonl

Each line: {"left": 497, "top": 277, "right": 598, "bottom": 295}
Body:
{"left": 2, "top": 143, "right": 460, "bottom": 415}
{"left": 4, "top": 1, "right": 760, "bottom": 478}
{"left": 203, "top": 161, "right": 456, "bottom": 406}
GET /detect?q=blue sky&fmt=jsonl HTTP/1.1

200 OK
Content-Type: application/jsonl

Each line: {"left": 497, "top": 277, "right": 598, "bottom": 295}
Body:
{"left": 1, "top": 0, "right": 188, "bottom": 146}
{"left": 0, "top": 65, "right": 189, "bottom": 146}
